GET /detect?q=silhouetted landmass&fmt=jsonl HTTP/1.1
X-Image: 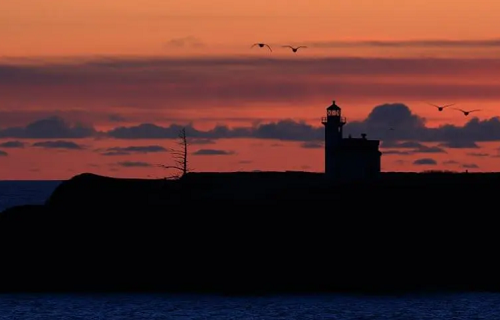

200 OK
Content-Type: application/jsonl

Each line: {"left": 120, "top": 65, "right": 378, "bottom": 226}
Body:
{"left": 1, "top": 171, "right": 499, "bottom": 295}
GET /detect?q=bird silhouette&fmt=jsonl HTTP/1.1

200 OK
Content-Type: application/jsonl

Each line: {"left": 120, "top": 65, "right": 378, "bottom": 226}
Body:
{"left": 427, "top": 102, "right": 455, "bottom": 111}
{"left": 251, "top": 43, "right": 272, "bottom": 52}
{"left": 282, "top": 45, "right": 307, "bottom": 53}
{"left": 453, "top": 108, "right": 481, "bottom": 116}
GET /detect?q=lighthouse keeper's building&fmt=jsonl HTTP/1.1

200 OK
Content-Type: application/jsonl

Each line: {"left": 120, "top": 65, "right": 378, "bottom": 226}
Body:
{"left": 321, "top": 100, "right": 381, "bottom": 181}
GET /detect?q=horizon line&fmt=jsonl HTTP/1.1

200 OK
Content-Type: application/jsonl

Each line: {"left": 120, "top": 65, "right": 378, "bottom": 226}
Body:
{"left": 0, "top": 169, "right": 493, "bottom": 181}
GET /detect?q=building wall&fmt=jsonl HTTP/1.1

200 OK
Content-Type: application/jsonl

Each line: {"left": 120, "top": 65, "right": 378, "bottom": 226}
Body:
{"left": 328, "top": 151, "right": 381, "bottom": 181}
{"left": 324, "top": 124, "right": 342, "bottom": 177}
{"left": 325, "top": 147, "right": 336, "bottom": 177}
{"left": 323, "top": 117, "right": 381, "bottom": 180}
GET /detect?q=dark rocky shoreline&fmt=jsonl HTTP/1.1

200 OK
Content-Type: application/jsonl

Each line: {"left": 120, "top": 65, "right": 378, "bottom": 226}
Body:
{"left": 1, "top": 171, "right": 499, "bottom": 294}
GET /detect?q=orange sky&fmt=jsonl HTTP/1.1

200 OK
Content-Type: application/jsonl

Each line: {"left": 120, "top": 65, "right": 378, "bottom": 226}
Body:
{"left": 2, "top": 0, "right": 500, "bottom": 179}
{"left": 2, "top": 0, "right": 500, "bottom": 56}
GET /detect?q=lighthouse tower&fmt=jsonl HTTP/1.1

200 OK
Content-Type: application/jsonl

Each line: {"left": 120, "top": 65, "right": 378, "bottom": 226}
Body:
{"left": 320, "top": 100, "right": 381, "bottom": 181}
{"left": 321, "top": 100, "right": 346, "bottom": 177}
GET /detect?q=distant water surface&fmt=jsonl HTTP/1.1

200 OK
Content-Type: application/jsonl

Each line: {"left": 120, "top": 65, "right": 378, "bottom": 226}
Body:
{"left": 0, "top": 293, "right": 499, "bottom": 319}
{"left": 0, "top": 180, "right": 62, "bottom": 212}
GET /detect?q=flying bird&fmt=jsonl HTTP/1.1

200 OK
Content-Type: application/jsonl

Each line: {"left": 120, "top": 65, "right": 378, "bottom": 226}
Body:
{"left": 282, "top": 45, "right": 307, "bottom": 53}
{"left": 427, "top": 102, "right": 455, "bottom": 111}
{"left": 453, "top": 108, "right": 481, "bottom": 116}
{"left": 251, "top": 43, "right": 272, "bottom": 52}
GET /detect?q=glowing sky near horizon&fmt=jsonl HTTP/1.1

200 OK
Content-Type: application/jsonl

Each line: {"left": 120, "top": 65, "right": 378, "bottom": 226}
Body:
{"left": 2, "top": 0, "right": 500, "bottom": 179}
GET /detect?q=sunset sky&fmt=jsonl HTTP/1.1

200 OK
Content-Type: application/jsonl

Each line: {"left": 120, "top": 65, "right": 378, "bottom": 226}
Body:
{"left": 2, "top": 0, "right": 500, "bottom": 179}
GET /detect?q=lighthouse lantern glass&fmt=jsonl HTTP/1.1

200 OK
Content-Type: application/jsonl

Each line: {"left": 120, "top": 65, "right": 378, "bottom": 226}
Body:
{"left": 328, "top": 109, "right": 339, "bottom": 116}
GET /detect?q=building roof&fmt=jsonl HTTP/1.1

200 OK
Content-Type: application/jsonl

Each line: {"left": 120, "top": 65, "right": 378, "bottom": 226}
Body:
{"left": 338, "top": 135, "right": 380, "bottom": 152}
{"left": 326, "top": 100, "right": 341, "bottom": 111}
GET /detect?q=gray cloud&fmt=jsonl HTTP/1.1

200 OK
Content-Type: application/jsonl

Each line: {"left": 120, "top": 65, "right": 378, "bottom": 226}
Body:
{"left": 107, "top": 120, "right": 323, "bottom": 141}
{"left": 0, "top": 150, "right": 7, "bottom": 156}
{"left": 0, "top": 141, "right": 25, "bottom": 148}
{"left": 304, "top": 39, "right": 500, "bottom": 49}
{"left": 414, "top": 146, "right": 446, "bottom": 153}
{"left": 0, "top": 109, "right": 140, "bottom": 129}
{"left": 438, "top": 141, "right": 480, "bottom": 148}
{"left": 413, "top": 158, "right": 437, "bottom": 165}
{"left": 343, "top": 103, "right": 500, "bottom": 144}
{"left": 192, "top": 149, "right": 235, "bottom": 156}
{"left": 0, "top": 116, "right": 95, "bottom": 139}
{"left": 188, "top": 138, "right": 216, "bottom": 145}
{"left": 101, "top": 151, "right": 130, "bottom": 156}
{"left": 32, "top": 140, "right": 84, "bottom": 149}
{"left": 165, "top": 36, "right": 204, "bottom": 48}
{"left": 117, "top": 161, "right": 152, "bottom": 167}
{"left": 381, "top": 141, "right": 446, "bottom": 154}
{"left": 100, "top": 145, "right": 167, "bottom": 156}
{"left": 466, "top": 152, "right": 490, "bottom": 157}
{"left": 381, "top": 141, "right": 424, "bottom": 148}
{"left": 3, "top": 57, "right": 500, "bottom": 110}
{"left": 106, "top": 123, "right": 189, "bottom": 139}
{"left": 383, "top": 150, "right": 413, "bottom": 155}
{"left": 300, "top": 141, "right": 323, "bottom": 148}
{"left": 443, "top": 160, "right": 459, "bottom": 165}
{"left": 5, "top": 103, "right": 500, "bottom": 145}
{"left": 462, "top": 163, "right": 479, "bottom": 169}
{"left": 106, "top": 145, "right": 167, "bottom": 154}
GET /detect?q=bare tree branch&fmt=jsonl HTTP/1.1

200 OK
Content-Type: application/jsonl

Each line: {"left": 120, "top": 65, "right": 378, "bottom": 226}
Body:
{"left": 158, "top": 127, "right": 192, "bottom": 179}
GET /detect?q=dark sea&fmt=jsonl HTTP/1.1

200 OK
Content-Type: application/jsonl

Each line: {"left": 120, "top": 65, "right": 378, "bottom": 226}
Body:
{"left": 0, "top": 180, "right": 62, "bottom": 212}
{"left": 1, "top": 181, "right": 500, "bottom": 319}
{"left": 0, "top": 293, "right": 499, "bottom": 319}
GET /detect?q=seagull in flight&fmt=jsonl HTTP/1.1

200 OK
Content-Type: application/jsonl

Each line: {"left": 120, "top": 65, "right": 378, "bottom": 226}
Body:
{"left": 453, "top": 108, "right": 481, "bottom": 116}
{"left": 282, "top": 45, "right": 307, "bottom": 53}
{"left": 427, "top": 102, "right": 455, "bottom": 111}
{"left": 251, "top": 43, "right": 272, "bottom": 52}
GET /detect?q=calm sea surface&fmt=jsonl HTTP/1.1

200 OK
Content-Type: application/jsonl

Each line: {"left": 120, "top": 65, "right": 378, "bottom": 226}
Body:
{"left": 0, "top": 180, "right": 62, "bottom": 212}
{"left": 0, "top": 293, "right": 499, "bottom": 319}
{"left": 1, "top": 181, "right": 500, "bottom": 319}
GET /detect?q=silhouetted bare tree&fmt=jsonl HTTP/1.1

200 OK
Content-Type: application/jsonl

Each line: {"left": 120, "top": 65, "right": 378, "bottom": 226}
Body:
{"left": 159, "top": 127, "right": 191, "bottom": 179}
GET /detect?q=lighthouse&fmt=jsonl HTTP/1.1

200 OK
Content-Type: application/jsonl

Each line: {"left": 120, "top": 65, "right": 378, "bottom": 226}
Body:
{"left": 321, "top": 100, "right": 346, "bottom": 177}
{"left": 321, "top": 100, "right": 381, "bottom": 181}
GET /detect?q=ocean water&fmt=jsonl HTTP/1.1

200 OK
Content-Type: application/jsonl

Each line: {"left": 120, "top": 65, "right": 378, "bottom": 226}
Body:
{"left": 2, "top": 181, "right": 500, "bottom": 319}
{"left": 0, "top": 180, "right": 62, "bottom": 212}
{"left": 0, "top": 293, "right": 499, "bottom": 319}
